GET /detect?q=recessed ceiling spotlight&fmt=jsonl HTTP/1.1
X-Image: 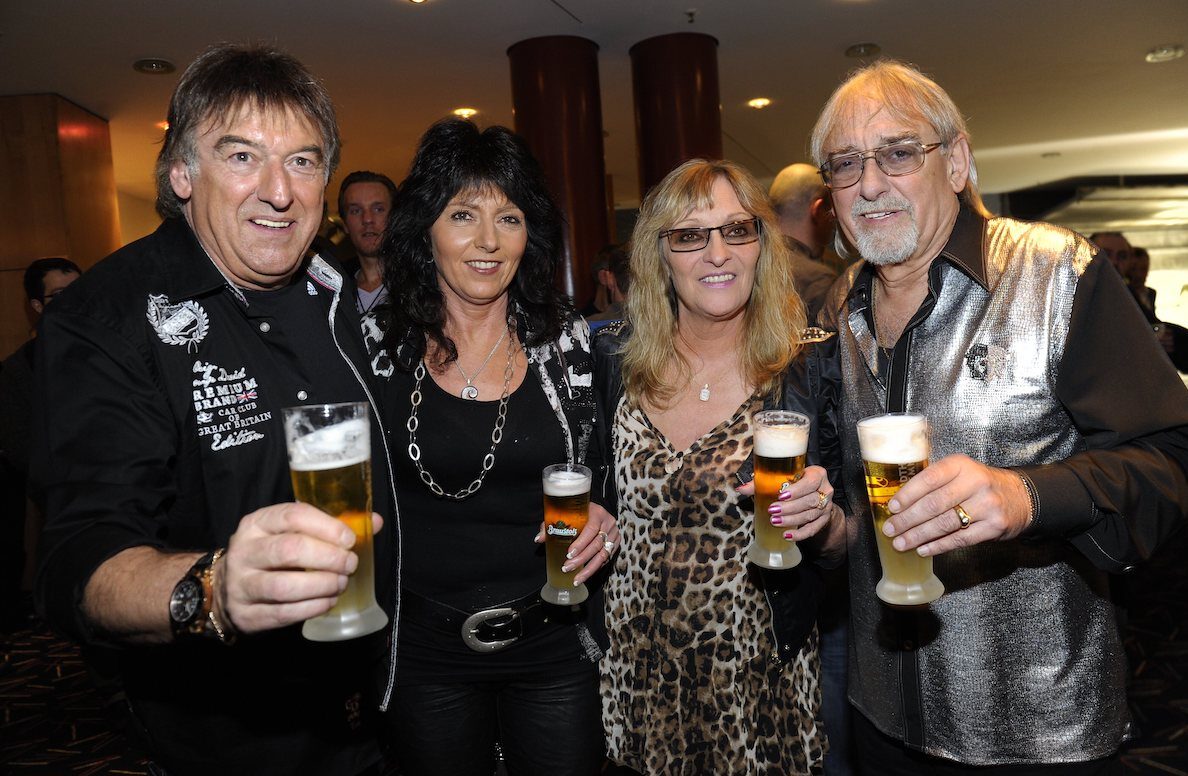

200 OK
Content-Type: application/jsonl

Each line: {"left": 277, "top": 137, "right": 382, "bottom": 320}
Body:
{"left": 1146, "top": 43, "right": 1184, "bottom": 63}
{"left": 844, "top": 43, "right": 881, "bottom": 59}
{"left": 409, "top": 0, "right": 427, "bottom": 4}
{"left": 133, "top": 58, "right": 176, "bottom": 75}
{"left": 453, "top": 107, "right": 478, "bottom": 119}
{"left": 747, "top": 98, "right": 772, "bottom": 109}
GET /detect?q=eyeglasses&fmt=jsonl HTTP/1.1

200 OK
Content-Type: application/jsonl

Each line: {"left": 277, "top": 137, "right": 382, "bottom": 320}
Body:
{"left": 819, "top": 140, "right": 943, "bottom": 190}
{"left": 659, "top": 219, "right": 760, "bottom": 252}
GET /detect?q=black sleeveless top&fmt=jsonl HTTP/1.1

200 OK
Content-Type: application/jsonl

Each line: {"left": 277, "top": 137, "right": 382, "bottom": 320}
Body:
{"left": 387, "top": 366, "right": 591, "bottom": 683}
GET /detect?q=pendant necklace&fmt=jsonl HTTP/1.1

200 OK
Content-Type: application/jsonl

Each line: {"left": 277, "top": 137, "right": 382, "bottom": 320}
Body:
{"left": 407, "top": 328, "right": 517, "bottom": 500}
{"left": 454, "top": 326, "right": 508, "bottom": 400}
{"left": 699, "top": 384, "right": 711, "bottom": 402}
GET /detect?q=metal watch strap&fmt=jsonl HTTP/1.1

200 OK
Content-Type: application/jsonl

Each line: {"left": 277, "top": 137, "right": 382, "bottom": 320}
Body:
{"left": 204, "top": 548, "right": 234, "bottom": 644}
{"left": 171, "top": 549, "right": 234, "bottom": 644}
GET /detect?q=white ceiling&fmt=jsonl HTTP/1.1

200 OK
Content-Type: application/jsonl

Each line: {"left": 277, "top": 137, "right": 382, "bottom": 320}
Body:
{"left": 3, "top": 0, "right": 1187, "bottom": 216}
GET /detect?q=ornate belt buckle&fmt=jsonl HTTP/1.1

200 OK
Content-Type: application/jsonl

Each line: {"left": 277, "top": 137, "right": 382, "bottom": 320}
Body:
{"left": 461, "top": 606, "right": 519, "bottom": 653}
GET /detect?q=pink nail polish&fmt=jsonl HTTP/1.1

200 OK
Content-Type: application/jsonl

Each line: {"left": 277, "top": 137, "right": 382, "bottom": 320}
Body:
{"left": 783, "top": 532, "right": 795, "bottom": 540}
{"left": 767, "top": 504, "right": 781, "bottom": 515}
{"left": 777, "top": 490, "right": 793, "bottom": 502}
{"left": 771, "top": 515, "right": 783, "bottom": 525}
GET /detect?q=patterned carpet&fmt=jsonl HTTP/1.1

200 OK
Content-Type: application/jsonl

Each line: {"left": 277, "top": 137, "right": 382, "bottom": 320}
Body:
{"left": 2, "top": 529, "right": 1186, "bottom": 775}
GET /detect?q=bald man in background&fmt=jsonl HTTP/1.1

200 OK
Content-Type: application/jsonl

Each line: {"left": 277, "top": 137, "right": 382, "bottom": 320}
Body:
{"left": 770, "top": 163, "right": 844, "bottom": 323}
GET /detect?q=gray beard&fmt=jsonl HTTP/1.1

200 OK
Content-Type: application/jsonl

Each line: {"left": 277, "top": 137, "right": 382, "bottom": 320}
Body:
{"left": 851, "top": 198, "right": 918, "bottom": 266}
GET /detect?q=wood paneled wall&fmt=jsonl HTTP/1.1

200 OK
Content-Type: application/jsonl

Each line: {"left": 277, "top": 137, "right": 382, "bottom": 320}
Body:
{"left": 0, "top": 94, "right": 121, "bottom": 359}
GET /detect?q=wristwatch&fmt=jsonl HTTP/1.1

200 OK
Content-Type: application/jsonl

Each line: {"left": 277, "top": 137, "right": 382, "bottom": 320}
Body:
{"left": 168, "top": 548, "right": 233, "bottom": 643}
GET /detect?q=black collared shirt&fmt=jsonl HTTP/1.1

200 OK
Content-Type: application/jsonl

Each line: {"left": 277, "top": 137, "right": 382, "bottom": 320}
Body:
{"left": 31, "top": 218, "right": 391, "bottom": 776}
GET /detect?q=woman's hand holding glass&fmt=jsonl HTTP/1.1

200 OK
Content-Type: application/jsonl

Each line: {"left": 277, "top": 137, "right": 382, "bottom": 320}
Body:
{"left": 536, "top": 502, "right": 620, "bottom": 585}
{"left": 737, "top": 464, "right": 839, "bottom": 543}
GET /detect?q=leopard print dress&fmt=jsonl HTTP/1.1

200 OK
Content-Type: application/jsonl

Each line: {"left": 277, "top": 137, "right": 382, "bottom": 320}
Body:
{"left": 601, "top": 394, "right": 825, "bottom": 775}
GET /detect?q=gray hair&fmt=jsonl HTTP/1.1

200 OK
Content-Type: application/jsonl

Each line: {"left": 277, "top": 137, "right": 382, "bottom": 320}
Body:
{"left": 810, "top": 59, "right": 990, "bottom": 218}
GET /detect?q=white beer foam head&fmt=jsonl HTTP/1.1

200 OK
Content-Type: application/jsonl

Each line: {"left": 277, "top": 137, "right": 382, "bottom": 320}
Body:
{"left": 288, "top": 418, "right": 370, "bottom": 471}
{"left": 543, "top": 468, "right": 591, "bottom": 497}
{"left": 857, "top": 414, "right": 929, "bottom": 463}
{"left": 754, "top": 424, "right": 808, "bottom": 458}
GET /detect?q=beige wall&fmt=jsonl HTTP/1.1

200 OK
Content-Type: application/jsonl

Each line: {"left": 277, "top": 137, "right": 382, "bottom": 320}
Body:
{"left": 118, "top": 190, "right": 162, "bottom": 245}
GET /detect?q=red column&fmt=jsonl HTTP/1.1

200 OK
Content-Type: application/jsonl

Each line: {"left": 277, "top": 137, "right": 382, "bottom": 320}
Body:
{"left": 629, "top": 33, "right": 723, "bottom": 198}
{"left": 508, "top": 36, "right": 609, "bottom": 307}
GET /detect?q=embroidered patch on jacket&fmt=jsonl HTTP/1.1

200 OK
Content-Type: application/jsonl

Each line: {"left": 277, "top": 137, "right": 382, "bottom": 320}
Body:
{"left": 191, "top": 359, "right": 269, "bottom": 451}
{"left": 964, "top": 343, "right": 1007, "bottom": 381}
{"left": 147, "top": 294, "right": 208, "bottom": 351}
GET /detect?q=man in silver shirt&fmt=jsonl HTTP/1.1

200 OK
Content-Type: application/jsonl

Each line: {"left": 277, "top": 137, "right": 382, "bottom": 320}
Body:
{"left": 814, "top": 60, "right": 1188, "bottom": 774}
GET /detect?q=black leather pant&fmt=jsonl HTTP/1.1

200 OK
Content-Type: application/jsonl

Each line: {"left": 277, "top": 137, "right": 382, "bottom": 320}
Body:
{"left": 386, "top": 668, "right": 603, "bottom": 776}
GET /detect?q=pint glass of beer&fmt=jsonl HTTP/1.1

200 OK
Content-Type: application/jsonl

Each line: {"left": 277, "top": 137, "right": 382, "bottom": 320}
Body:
{"left": 747, "top": 410, "right": 810, "bottom": 570}
{"left": 856, "top": 413, "right": 945, "bottom": 606}
{"left": 540, "top": 463, "right": 592, "bottom": 606}
{"left": 282, "top": 401, "right": 389, "bottom": 641}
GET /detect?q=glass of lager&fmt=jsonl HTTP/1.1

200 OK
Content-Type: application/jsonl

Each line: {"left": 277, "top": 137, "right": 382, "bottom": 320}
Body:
{"left": 748, "top": 410, "right": 810, "bottom": 570}
{"left": 856, "top": 413, "right": 945, "bottom": 606}
{"left": 282, "top": 401, "right": 389, "bottom": 641}
{"left": 540, "top": 463, "right": 592, "bottom": 606}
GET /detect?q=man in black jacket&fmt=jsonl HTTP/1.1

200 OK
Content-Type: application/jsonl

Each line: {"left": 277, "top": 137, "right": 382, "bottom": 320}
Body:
{"left": 32, "top": 44, "right": 395, "bottom": 776}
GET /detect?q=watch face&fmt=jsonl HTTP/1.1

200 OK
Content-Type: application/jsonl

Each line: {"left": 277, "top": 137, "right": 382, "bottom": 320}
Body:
{"left": 170, "top": 577, "right": 202, "bottom": 625}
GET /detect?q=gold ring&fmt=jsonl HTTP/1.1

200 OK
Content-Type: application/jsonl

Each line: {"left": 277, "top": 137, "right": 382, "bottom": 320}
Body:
{"left": 815, "top": 491, "right": 830, "bottom": 510}
{"left": 955, "top": 504, "right": 973, "bottom": 529}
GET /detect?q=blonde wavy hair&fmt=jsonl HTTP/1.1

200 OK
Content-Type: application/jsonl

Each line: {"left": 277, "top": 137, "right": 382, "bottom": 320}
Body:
{"left": 622, "top": 158, "right": 807, "bottom": 408}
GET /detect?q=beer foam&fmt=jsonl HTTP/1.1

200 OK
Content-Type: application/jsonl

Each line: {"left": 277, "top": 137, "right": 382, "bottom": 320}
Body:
{"left": 754, "top": 424, "right": 808, "bottom": 458}
{"left": 288, "top": 418, "right": 370, "bottom": 470}
{"left": 857, "top": 414, "right": 929, "bottom": 463}
{"left": 543, "top": 469, "right": 591, "bottom": 497}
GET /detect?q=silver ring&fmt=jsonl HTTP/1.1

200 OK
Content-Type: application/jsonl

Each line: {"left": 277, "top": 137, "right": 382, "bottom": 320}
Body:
{"left": 955, "top": 504, "right": 973, "bottom": 529}
{"left": 597, "top": 530, "right": 609, "bottom": 543}
{"left": 815, "top": 491, "right": 830, "bottom": 510}
{"left": 602, "top": 539, "right": 616, "bottom": 555}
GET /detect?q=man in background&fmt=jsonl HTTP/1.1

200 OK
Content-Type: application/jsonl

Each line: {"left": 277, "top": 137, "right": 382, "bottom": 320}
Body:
{"left": 769, "top": 163, "right": 843, "bottom": 322}
{"left": 338, "top": 170, "right": 397, "bottom": 318}
{"left": 0, "top": 259, "right": 81, "bottom": 644}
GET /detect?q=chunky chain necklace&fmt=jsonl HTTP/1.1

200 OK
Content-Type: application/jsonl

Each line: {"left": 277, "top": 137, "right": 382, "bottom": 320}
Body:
{"left": 454, "top": 326, "right": 508, "bottom": 400}
{"left": 406, "top": 322, "right": 516, "bottom": 500}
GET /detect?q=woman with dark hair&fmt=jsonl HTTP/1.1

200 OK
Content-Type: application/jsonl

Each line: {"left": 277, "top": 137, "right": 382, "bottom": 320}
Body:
{"left": 368, "top": 118, "right": 616, "bottom": 776}
{"left": 593, "top": 158, "right": 846, "bottom": 775}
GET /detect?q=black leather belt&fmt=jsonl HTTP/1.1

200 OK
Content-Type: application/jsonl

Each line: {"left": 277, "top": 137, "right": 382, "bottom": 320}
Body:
{"left": 401, "top": 589, "right": 555, "bottom": 653}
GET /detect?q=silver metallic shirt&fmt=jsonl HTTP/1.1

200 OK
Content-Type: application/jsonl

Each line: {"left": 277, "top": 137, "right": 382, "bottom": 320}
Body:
{"left": 830, "top": 210, "right": 1144, "bottom": 765}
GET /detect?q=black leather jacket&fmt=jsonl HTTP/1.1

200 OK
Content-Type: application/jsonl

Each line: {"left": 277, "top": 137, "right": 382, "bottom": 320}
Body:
{"left": 591, "top": 321, "right": 843, "bottom": 663}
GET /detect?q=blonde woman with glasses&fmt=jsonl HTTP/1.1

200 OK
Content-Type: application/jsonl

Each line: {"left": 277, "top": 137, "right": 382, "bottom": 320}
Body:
{"left": 593, "top": 159, "right": 846, "bottom": 775}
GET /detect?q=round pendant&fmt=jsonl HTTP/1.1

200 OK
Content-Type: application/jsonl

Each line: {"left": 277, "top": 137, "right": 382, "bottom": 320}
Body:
{"left": 461, "top": 384, "right": 480, "bottom": 400}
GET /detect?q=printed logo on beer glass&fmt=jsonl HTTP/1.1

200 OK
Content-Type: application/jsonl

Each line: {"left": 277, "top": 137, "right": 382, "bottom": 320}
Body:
{"left": 540, "top": 464, "right": 592, "bottom": 606}
{"left": 748, "top": 410, "right": 810, "bottom": 570}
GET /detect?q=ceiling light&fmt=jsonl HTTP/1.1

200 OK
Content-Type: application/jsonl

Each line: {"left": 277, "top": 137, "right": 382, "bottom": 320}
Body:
{"left": 747, "top": 98, "right": 772, "bottom": 109}
{"left": 844, "top": 43, "right": 881, "bottom": 59}
{"left": 409, "top": 0, "right": 427, "bottom": 4}
{"left": 1146, "top": 44, "right": 1184, "bottom": 63}
{"left": 453, "top": 107, "right": 478, "bottom": 119}
{"left": 133, "top": 58, "right": 175, "bottom": 75}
